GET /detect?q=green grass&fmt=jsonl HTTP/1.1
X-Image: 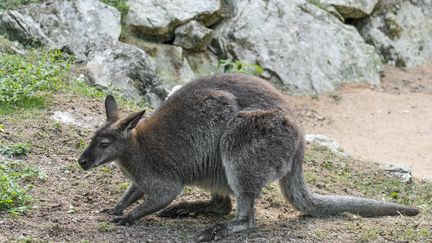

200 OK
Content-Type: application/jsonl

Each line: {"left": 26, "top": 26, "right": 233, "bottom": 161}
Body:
{"left": 0, "top": 159, "right": 46, "bottom": 214}
{"left": 0, "top": 49, "right": 71, "bottom": 114}
{"left": 0, "top": 143, "right": 30, "bottom": 158}
{"left": 0, "top": 143, "right": 46, "bottom": 214}
{"left": 97, "top": 222, "right": 115, "bottom": 232}
{"left": 0, "top": 47, "right": 151, "bottom": 116}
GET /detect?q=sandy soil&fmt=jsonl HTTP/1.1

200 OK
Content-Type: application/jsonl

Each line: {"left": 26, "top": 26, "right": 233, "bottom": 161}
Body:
{"left": 288, "top": 65, "right": 432, "bottom": 179}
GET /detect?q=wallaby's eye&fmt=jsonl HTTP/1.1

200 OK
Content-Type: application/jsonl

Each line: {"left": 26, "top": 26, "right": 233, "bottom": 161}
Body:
{"left": 100, "top": 142, "right": 110, "bottom": 148}
{"left": 99, "top": 139, "right": 111, "bottom": 148}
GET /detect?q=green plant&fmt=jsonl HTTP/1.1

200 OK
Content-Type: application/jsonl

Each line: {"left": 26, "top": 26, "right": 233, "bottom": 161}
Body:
{"left": 100, "top": 0, "right": 129, "bottom": 19}
{"left": 0, "top": 160, "right": 46, "bottom": 213}
{"left": 0, "top": 49, "right": 71, "bottom": 113}
{"left": 0, "top": 143, "right": 30, "bottom": 158}
{"left": 97, "top": 222, "right": 115, "bottom": 232}
{"left": 218, "top": 59, "right": 264, "bottom": 76}
{"left": 68, "top": 79, "right": 105, "bottom": 99}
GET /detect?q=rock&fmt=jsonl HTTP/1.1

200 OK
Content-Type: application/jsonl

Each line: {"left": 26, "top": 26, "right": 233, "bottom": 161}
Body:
{"left": 0, "top": 35, "right": 25, "bottom": 55}
{"left": 185, "top": 51, "right": 220, "bottom": 77}
{"left": 124, "top": 36, "right": 196, "bottom": 85}
{"left": 356, "top": 0, "right": 432, "bottom": 67}
{"left": 86, "top": 42, "right": 167, "bottom": 107}
{"left": 380, "top": 164, "right": 412, "bottom": 183}
{"left": 174, "top": 20, "right": 213, "bottom": 51}
{"left": 0, "top": 0, "right": 121, "bottom": 60}
{"left": 305, "top": 134, "right": 349, "bottom": 158}
{"left": 125, "top": 0, "right": 223, "bottom": 41}
{"left": 0, "top": 9, "right": 53, "bottom": 47}
{"left": 214, "top": 0, "right": 382, "bottom": 94}
{"left": 318, "top": 0, "right": 379, "bottom": 19}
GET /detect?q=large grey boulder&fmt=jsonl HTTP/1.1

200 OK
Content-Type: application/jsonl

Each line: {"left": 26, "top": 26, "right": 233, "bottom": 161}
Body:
{"left": 215, "top": 0, "right": 382, "bottom": 94}
{"left": 318, "top": 0, "right": 379, "bottom": 19}
{"left": 174, "top": 20, "right": 213, "bottom": 51}
{"left": 125, "top": 0, "right": 223, "bottom": 41}
{"left": 0, "top": 9, "right": 54, "bottom": 47}
{"left": 86, "top": 42, "right": 167, "bottom": 107}
{"left": 356, "top": 0, "right": 432, "bottom": 67}
{"left": 0, "top": 0, "right": 121, "bottom": 60}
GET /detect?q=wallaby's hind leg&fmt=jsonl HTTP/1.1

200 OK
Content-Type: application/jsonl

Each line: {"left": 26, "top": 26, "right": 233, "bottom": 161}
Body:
{"left": 158, "top": 193, "right": 232, "bottom": 218}
{"left": 196, "top": 110, "right": 299, "bottom": 241}
{"left": 102, "top": 183, "right": 144, "bottom": 216}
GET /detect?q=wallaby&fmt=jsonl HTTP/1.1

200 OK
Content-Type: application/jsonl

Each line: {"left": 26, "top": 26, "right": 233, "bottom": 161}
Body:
{"left": 78, "top": 73, "right": 419, "bottom": 241}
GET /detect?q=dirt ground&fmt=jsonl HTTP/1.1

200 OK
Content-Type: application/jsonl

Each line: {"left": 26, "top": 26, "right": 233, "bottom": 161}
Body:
{"left": 0, "top": 65, "right": 431, "bottom": 242}
{"left": 287, "top": 65, "right": 432, "bottom": 179}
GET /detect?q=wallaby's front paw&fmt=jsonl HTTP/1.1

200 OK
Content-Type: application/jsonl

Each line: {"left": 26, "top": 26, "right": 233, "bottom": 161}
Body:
{"left": 111, "top": 216, "right": 134, "bottom": 226}
{"left": 101, "top": 208, "right": 123, "bottom": 216}
{"left": 195, "top": 223, "right": 229, "bottom": 242}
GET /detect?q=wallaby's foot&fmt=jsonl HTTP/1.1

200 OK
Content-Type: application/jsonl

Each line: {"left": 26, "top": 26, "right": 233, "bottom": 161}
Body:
{"left": 195, "top": 219, "right": 255, "bottom": 242}
{"left": 111, "top": 216, "right": 135, "bottom": 226}
{"left": 101, "top": 207, "right": 123, "bottom": 216}
{"left": 158, "top": 194, "right": 232, "bottom": 218}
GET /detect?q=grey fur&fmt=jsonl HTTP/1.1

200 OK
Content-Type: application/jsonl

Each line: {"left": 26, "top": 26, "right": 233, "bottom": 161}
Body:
{"left": 78, "top": 73, "right": 419, "bottom": 241}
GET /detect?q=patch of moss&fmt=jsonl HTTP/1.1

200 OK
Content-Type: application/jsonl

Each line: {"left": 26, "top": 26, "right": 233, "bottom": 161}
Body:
{"left": 0, "top": 0, "right": 44, "bottom": 10}
{"left": 383, "top": 18, "right": 403, "bottom": 40}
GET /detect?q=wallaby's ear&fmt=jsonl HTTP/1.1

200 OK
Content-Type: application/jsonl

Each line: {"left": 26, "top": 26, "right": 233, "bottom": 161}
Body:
{"left": 105, "top": 95, "right": 119, "bottom": 122}
{"left": 120, "top": 110, "right": 145, "bottom": 133}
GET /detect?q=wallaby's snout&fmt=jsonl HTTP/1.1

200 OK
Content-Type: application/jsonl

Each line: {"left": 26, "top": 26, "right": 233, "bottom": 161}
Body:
{"left": 78, "top": 156, "right": 87, "bottom": 168}
{"left": 78, "top": 149, "right": 94, "bottom": 170}
{"left": 78, "top": 142, "right": 99, "bottom": 170}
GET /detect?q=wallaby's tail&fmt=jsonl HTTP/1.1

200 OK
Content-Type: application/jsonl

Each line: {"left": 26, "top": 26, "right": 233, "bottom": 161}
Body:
{"left": 279, "top": 142, "right": 419, "bottom": 217}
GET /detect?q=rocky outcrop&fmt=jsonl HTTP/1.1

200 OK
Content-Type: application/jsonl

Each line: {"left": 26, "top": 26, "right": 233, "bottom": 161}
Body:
{"left": 318, "top": 0, "right": 378, "bottom": 19}
{"left": 125, "top": 0, "right": 223, "bottom": 41}
{"left": 174, "top": 21, "right": 213, "bottom": 51}
{"left": 356, "top": 0, "right": 432, "bottom": 67}
{"left": 215, "top": 0, "right": 382, "bottom": 94}
{"left": 0, "top": 9, "right": 54, "bottom": 47}
{"left": 0, "top": 0, "right": 121, "bottom": 60}
{"left": 86, "top": 42, "right": 167, "bottom": 107}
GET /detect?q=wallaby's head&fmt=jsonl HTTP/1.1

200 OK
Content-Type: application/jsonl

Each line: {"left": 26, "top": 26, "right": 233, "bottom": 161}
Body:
{"left": 78, "top": 95, "right": 145, "bottom": 170}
